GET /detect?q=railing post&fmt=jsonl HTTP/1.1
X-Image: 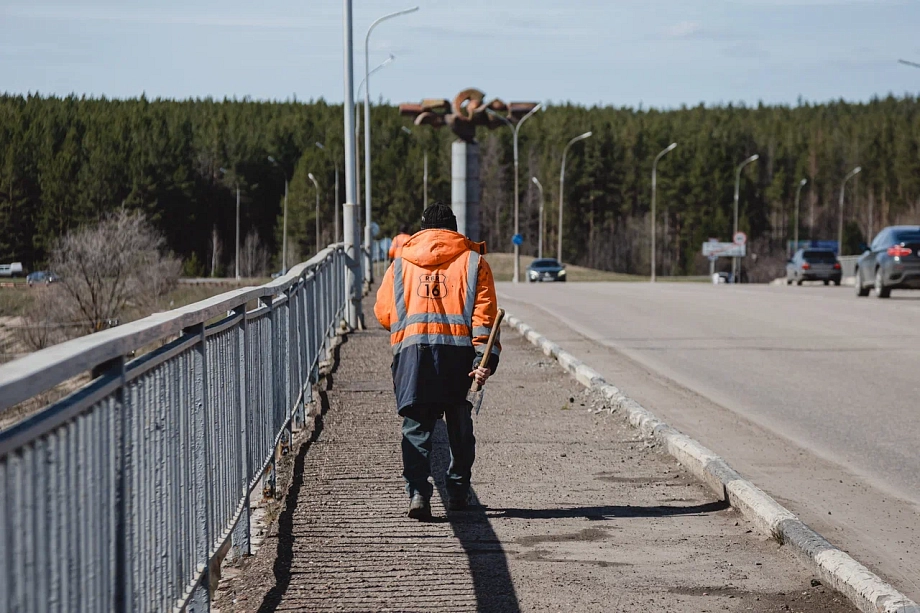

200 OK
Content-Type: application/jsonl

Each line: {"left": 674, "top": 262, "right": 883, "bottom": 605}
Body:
{"left": 293, "top": 281, "right": 309, "bottom": 432}
{"left": 229, "top": 306, "right": 250, "bottom": 561}
{"left": 309, "top": 273, "right": 319, "bottom": 384}
{"left": 260, "top": 297, "right": 277, "bottom": 500}
{"left": 110, "top": 355, "right": 130, "bottom": 613}
{"left": 285, "top": 285, "right": 295, "bottom": 436}
{"left": 184, "top": 322, "right": 211, "bottom": 612}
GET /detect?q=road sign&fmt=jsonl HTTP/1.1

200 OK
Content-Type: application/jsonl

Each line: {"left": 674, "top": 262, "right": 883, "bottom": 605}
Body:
{"left": 788, "top": 240, "right": 839, "bottom": 254}
{"left": 733, "top": 232, "right": 747, "bottom": 246}
{"left": 702, "top": 242, "right": 746, "bottom": 258}
{"left": 512, "top": 233, "right": 523, "bottom": 246}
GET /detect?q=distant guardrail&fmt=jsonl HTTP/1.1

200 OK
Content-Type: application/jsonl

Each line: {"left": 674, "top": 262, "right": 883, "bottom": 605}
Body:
{"left": 0, "top": 245, "right": 347, "bottom": 613}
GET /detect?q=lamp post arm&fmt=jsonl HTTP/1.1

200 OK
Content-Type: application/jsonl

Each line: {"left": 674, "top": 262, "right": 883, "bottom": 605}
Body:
{"left": 364, "top": 8, "right": 415, "bottom": 283}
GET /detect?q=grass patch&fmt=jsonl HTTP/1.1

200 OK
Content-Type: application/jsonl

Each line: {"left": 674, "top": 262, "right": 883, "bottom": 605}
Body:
{"left": 0, "top": 287, "right": 34, "bottom": 317}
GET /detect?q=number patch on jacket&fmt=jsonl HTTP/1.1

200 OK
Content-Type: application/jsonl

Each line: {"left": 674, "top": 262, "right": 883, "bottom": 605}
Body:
{"left": 417, "top": 274, "right": 447, "bottom": 299}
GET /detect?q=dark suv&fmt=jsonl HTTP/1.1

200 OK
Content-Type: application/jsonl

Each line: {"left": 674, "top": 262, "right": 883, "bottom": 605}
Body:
{"left": 855, "top": 226, "right": 920, "bottom": 298}
{"left": 786, "top": 249, "right": 841, "bottom": 286}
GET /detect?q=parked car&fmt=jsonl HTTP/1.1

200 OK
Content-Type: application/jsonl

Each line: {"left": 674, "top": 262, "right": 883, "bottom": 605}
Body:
{"left": 526, "top": 258, "right": 566, "bottom": 282}
{"left": 854, "top": 225, "right": 920, "bottom": 298}
{"left": 786, "top": 249, "right": 841, "bottom": 286}
{"left": 0, "top": 262, "right": 23, "bottom": 277}
{"left": 26, "top": 270, "right": 59, "bottom": 286}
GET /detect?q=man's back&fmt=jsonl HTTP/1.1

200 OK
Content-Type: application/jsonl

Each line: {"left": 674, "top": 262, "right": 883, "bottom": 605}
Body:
{"left": 375, "top": 228, "right": 499, "bottom": 411}
{"left": 373, "top": 203, "right": 500, "bottom": 520}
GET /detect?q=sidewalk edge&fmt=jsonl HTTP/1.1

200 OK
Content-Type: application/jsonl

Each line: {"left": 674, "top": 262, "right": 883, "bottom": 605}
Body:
{"left": 505, "top": 313, "right": 920, "bottom": 613}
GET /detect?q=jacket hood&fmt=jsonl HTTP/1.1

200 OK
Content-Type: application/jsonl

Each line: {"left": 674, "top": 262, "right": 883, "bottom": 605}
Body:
{"left": 401, "top": 229, "right": 486, "bottom": 267}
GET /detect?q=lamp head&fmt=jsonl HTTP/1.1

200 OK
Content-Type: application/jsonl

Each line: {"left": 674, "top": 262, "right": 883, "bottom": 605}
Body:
{"left": 401, "top": 126, "right": 412, "bottom": 135}
{"left": 267, "top": 156, "right": 277, "bottom": 164}
{"left": 308, "top": 172, "right": 316, "bottom": 182}
{"left": 800, "top": 178, "right": 808, "bottom": 186}
{"left": 666, "top": 142, "right": 677, "bottom": 152}
{"left": 314, "top": 142, "right": 325, "bottom": 150}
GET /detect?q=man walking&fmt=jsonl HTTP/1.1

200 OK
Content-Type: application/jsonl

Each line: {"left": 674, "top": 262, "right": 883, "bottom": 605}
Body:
{"left": 388, "top": 224, "right": 412, "bottom": 262}
{"left": 374, "top": 203, "right": 501, "bottom": 520}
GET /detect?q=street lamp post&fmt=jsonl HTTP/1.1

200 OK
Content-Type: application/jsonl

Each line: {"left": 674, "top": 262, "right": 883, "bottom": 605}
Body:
{"left": 268, "top": 156, "right": 289, "bottom": 273}
{"left": 342, "top": 0, "right": 362, "bottom": 328}
{"left": 315, "top": 142, "right": 341, "bottom": 242}
{"left": 488, "top": 105, "right": 542, "bottom": 283}
{"left": 558, "top": 131, "right": 592, "bottom": 264}
{"left": 354, "top": 54, "right": 395, "bottom": 213}
{"left": 531, "top": 177, "right": 545, "bottom": 259}
{"left": 365, "top": 9, "right": 418, "bottom": 284}
{"left": 219, "top": 167, "right": 241, "bottom": 280}
{"left": 793, "top": 178, "right": 807, "bottom": 257}
{"left": 732, "top": 154, "right": 759, "bottom": 282}
{"left": 838, "top": 166, "right": 862, "bottom": 255}
{"left": 650, "top": 142, "right": 677, "bottom": 282}
{"left": 400, "top": 126, "right": 428, "bottom": 209}
{"left": 308, "top": 173, "right": 320, "bottom": 252}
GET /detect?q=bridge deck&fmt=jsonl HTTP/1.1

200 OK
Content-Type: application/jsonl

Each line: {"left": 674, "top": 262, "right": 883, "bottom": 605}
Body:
{"left": 213, "top": 307, "right": 853, "bottom": 612}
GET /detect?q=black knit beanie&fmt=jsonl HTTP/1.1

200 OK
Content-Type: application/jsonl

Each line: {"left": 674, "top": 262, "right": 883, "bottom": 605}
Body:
{"left": 420, "top": 203, "right": 457, "bottom": 231}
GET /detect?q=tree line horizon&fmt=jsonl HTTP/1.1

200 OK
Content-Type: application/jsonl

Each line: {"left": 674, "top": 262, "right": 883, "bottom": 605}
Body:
{"left": 1, "top": 92, "right": 918, "bottom": 279}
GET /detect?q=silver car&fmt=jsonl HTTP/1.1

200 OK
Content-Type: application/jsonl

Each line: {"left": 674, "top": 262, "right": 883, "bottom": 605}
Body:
{"left": 786, "top": 249, "right": 841, "bottom": 286}
{"left": 854, "top": 226, "right": 920, "bottom": 298}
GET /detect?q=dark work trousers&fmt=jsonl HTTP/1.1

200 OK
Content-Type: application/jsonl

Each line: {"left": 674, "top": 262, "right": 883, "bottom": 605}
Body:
{"left": 400, "top": 401, "right": 475, "bottom": 500}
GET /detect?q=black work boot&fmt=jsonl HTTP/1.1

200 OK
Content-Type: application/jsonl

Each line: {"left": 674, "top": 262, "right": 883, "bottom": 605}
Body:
{"left": 407, "top": 493, "right": 431, "bottom": 520}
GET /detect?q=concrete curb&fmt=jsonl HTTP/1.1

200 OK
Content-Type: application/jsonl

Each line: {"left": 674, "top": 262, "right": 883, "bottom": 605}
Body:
{"left": 505, "top": 313, "right": 920, "bottom": 613}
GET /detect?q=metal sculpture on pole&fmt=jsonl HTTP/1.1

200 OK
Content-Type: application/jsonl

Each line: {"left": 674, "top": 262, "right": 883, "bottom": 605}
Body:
{"left": 399, "top": 89, "right": 538, "bottom": 243}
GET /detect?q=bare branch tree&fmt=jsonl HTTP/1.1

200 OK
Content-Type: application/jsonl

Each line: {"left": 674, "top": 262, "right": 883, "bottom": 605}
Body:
{"left": 49, "top": 210, "right": 181, "bottom": 333}
{"left": 17, "top": 287, "right": 86, "bottom": 350}
{"left": 210, "top": 225, "right": 223, "bottom": 277}
{"left": 238, "top": 229, "right": 269, "bottom": 278}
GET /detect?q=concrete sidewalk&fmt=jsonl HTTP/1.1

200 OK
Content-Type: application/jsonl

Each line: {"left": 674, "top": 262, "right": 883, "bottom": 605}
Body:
{"left": 214, "top": 311, "right": 854, "bottom": 613}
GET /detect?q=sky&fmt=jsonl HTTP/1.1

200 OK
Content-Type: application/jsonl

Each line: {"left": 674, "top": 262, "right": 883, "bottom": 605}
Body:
{"left": 0, "top": 0, "right": 918, "bottom": 109}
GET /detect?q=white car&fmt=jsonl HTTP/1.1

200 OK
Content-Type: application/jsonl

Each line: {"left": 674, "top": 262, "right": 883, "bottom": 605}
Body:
{"left": 0, "top": 262, "right": 23, "bottom": 277}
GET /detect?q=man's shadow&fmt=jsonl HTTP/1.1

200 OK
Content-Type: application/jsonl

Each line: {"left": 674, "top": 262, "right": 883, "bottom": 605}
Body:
{"left": 430, "top": 421, "right": 522, "bottom": 613}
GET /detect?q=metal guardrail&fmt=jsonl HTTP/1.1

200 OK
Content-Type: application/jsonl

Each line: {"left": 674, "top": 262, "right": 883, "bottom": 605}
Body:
{"left": 0, "top": 245, "right": 348, "bottom": 613}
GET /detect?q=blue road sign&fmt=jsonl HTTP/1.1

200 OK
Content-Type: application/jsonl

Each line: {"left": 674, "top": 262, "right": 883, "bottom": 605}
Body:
{"left": 512, "top": 233, "right": 524, "bottom": 246}
{"left": 788, "top": 240, "right": 839, "bottom": 254}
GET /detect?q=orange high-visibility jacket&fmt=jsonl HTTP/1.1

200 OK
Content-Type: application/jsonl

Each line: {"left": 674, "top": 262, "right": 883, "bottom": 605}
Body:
{"left": 375, "top": 229, "right": 501, "bottom": 411}
{"left": 388, "top": 233, "right": 411, "bottom": 260}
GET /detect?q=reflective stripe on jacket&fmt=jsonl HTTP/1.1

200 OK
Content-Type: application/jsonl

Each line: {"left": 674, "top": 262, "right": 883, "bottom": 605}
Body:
{"left": 374, "top": 229, "right": 501, "bottom": 411}
{"left": 388, "top": 233, "right": 411, "bottom": 260}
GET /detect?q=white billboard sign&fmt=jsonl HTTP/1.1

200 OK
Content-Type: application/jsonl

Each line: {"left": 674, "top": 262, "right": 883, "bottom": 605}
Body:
{"left": 702, "top": 242, "right": 746, "bottom": 257}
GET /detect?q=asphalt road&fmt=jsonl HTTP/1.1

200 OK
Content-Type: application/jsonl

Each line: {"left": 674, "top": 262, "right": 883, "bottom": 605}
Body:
{"left": 497, "top": 281, "right": 920, "bottom": 602}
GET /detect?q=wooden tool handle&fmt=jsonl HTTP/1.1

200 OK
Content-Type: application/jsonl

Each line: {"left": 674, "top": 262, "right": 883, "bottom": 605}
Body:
{"left": 470, "top": 308, "right": 505, "bottom": 392}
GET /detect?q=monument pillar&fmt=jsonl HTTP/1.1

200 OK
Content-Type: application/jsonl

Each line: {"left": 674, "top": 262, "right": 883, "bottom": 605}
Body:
{"left": 399, "top": 90, "right": 536, "bottom": 246}
{"left": 451, "top": 139, "right": 480, "bottom": 241}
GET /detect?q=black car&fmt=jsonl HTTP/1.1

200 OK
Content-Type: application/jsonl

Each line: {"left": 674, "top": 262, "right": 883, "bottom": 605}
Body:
{"left": 786, "top": 249, "right": 842, "bottom": 286}
{"left": 855, "top": 225, "right": 920, "bottom": 298}
{"left": 526, "top": 258, "right": 566, "bottom": 282}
